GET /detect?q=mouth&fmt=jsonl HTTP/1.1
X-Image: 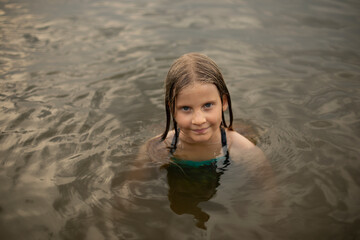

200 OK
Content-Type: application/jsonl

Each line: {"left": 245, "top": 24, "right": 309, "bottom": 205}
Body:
{"left": 192, "top": 127, "right": 209, "bottom": 134}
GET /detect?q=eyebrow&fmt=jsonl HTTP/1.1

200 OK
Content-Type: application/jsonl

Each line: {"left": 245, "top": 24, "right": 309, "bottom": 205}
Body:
{"left": 176, "top": 99, "right": 217, "bottom": 107}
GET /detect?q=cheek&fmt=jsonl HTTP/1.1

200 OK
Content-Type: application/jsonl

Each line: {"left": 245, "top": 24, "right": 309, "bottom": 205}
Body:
{"left": 207, "top": 110, "right": 223, "bottom": 123}
{"left": 174, "top": 113, "right": 190, "bottom": 126}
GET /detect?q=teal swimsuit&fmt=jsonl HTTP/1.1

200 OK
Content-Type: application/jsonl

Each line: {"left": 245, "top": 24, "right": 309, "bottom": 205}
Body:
{"left": 169, "top": 127, "right": 230, "bottom": 169}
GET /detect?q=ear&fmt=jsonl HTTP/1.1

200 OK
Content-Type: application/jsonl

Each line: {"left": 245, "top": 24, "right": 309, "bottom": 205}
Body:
{"left": 222, "top": 95, "right": 228, "bottom": 111}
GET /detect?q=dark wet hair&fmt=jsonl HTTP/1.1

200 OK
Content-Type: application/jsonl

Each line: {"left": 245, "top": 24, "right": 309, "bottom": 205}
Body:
{"left": 161, "top": 52, "right": 233, "bottom": 141}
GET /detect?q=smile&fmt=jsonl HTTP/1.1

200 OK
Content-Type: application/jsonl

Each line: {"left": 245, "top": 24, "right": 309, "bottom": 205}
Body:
{"left": 192, "top": 127, "right": 209, "bottom": 134}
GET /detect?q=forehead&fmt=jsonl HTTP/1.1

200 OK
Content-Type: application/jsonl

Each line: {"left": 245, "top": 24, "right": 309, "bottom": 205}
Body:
{"left": 176, "top": 82, "right": 220, "bottom": 103}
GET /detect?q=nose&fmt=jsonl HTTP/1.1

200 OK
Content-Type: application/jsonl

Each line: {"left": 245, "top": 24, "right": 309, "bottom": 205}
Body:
{"left": 192, "top": 110, "right": 206, "bottom": 125}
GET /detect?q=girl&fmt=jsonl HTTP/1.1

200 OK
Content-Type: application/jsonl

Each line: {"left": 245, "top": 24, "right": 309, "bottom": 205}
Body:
{"left": 135, "top": 53, "right": 275, "bottom": 230}
{"left": 144, "top": 52, "right": 265, "bottom": 168}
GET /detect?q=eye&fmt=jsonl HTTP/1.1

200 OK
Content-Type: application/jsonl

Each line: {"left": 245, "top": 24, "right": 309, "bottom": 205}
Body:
{"left": 182, "top": 106, "right": 190, "bottom": 111}
{"left": 204, "top": 103, "right": 213, "bottom": 109}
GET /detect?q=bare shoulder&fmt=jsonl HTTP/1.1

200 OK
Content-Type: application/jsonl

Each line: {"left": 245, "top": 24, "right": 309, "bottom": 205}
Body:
{"left": 147, "top": 130, "right": 174, "bottom": 149}
{"left": 138, "top": 131, "right": 174, "bottom": 163}
{"left": 226, "top": 129, "right": 256, "bottom": 150}
{"left": 226, "top": 129, "right": 267, "bottom": 166}
{"left": 226, "top": 129, "right": 276, "bottom": 197}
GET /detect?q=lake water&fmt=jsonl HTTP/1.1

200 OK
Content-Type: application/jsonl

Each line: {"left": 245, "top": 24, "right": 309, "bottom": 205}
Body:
{"left": 0, "top": 0, "right": 359, "bottom": 239}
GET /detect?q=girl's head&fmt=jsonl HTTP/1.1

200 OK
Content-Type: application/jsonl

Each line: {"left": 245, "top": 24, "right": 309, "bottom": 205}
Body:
{"left": 161, "top": 52, "right": 233, "bottom": 141}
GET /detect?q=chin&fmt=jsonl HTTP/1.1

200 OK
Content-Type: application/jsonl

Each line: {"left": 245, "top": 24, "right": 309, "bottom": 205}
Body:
{"left": 190, "top": 133, "right": 212, "bottom": 143}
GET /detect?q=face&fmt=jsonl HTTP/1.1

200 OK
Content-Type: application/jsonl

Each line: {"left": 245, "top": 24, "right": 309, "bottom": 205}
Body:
{"left": 174, "top": 82, "right": 228, "bottom": 144}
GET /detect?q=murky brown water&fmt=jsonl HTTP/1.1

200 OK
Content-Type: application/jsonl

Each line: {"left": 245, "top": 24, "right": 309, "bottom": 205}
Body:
{"left": 0, "top": 0, "right": 359, "bottom": 239}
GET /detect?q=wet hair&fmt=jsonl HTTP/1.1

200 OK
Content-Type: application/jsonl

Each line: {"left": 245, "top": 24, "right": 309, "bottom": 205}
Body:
{"left": 161, "top": 53, "right": 233, "bottom": 141}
